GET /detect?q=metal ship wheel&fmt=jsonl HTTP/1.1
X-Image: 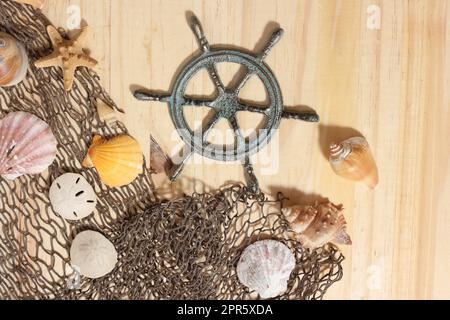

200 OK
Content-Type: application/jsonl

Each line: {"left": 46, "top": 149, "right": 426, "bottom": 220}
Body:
{"left": 134, "top": 15, "right": 319, "bottom": 192}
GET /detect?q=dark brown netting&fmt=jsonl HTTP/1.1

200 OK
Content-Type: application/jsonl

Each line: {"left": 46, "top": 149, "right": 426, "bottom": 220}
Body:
{"left": 56, "top": 185, "right": 344, "bottom": 300}
{"left": 0, "top": 0, "right": 344, "bottom": 300}
{"left": 0, "top": 0, "right": 156, "bottom": 298}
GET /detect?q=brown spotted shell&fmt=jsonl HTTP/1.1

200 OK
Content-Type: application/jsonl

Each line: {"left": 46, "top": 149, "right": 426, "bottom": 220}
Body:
{"left": 283, "top": 201, "right": 352, "bottom": 250}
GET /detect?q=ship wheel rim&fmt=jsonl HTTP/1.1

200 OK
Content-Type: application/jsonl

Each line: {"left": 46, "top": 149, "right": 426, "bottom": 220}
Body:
{"left": 171, "top": 49, "right": 283, "bottom": 162}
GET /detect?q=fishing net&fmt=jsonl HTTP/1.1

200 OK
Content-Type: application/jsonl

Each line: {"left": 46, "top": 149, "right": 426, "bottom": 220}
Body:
{"left": 0, "top": 0, "right": 344, "bottom": 300}
{"left": 0, "top": 0, "right": 157, "bottom": 298}
{"left": 59, "top": 185, "right": 344, "bottom": 300}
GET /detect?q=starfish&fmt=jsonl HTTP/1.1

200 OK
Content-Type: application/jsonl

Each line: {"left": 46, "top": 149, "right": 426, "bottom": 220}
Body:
{"left": 35, "top": 25, "right": 98, "bottom": 91}
{"left": 14, "top": 0, "right": 46, "bottom": 9}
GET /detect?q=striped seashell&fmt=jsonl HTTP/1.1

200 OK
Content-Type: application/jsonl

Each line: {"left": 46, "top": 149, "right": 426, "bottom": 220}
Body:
{"left": 0, "top": 112, "right": 57, "bottom": 180}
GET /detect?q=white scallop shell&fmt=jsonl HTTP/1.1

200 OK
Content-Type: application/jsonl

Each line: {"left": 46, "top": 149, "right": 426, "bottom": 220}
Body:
{"left": 70, "top": 230, "right": 117, "bottom": 279}
{"left": 0, "top": 112, "right": 57, "bottom": 180}
{"left": 236, "top": 240, "right": 295, "bottom": 299}
{"left": 49, "top": 173, "right": 97, "bottom": 221}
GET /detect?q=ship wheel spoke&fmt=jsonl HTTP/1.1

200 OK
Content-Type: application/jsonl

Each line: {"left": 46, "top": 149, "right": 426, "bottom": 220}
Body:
{"left": 199, "top": 111, "right": 220, "bottom": 143}
{"left": 233, "top": 28, "right": 284, "bottom": 94}
{"left": 134, "top": 90, "right": 171, "bottom": 103}
{"left": 237, "top": 100, "right": 270, "bottom": 116}
{"left": 233, "top": 70, "right": 254, "bottom": 95}
{"left": 182, "top": 96, "right": 215, "bottom": 108}
{"left": 205, "top": 63, "right": 225, "bottom": 93}
{"left": 228, "top": 115, "right": 246, "bottom": 152}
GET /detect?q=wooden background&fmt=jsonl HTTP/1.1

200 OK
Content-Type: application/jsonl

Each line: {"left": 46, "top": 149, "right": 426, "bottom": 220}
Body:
{"left": 40, "top": 0, "right": 450, "bottom": 300}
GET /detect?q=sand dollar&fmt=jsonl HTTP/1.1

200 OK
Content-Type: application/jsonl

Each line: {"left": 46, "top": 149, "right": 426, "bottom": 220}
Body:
{"left": 70, "top": 230, "right": 117, "bottom": 279}
{"left": 49, "top": 173, "right": 97, "bottom": 221}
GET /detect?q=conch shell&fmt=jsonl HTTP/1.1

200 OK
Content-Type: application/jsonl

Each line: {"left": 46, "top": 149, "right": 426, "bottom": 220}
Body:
{"left": 329, "top": 136, "right": 379, "bottom": 189}
{"left": 0, "top": 32, "right": 28, "bottom": 87}
{"left": 282, "top": 201, "right": 352, "bottom": 250}
{"left": 82, "top": 134, "right": 143, "bottom": 187}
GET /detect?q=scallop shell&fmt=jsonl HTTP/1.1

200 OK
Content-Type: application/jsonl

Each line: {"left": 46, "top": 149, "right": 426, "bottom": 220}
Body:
{"left": 0, "top": 32, "right": 29, "bottom": 87}
{"left": 82, "top": 134, "right": 143, "bottom": 187}
{"left": 0, "top": 112, "right": 57, "bottom": 180}
{"left": 282, "top": 201, "right": 352, "bottom": 250}
{"left": 70, "top": 230, "right": 117, "bottom": 279}
{"left": 329, "top": 136, "right": 379, "bottom": 188}
{"left": 236, "top": 240, "right": 295, "bottom": 299}
{"left": 49, "top": 173, "right": 97, "bottom": 221}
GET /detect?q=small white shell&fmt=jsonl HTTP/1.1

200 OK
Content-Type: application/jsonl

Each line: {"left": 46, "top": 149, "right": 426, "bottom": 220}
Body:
{"left": 70, "top": 230, "right": 117, "bottom": 279}
{"left": 237, "top": 240, "right": 295, "bottom": 299}
{"left": 49, "top": 173, "right": 97, "bottom": 221}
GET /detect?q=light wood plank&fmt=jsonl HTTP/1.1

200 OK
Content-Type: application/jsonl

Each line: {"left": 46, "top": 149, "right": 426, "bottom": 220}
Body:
{"left": 40, "top": 0, "right": 450, "bottom": 300}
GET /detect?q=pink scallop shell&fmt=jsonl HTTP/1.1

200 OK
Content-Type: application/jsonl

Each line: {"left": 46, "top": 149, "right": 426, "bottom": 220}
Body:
{"left": 0, "top": 112, "right": 57, "bottom": 180}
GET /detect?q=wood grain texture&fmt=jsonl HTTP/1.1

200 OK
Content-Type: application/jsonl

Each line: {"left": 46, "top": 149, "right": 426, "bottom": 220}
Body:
{"left": 40, "top": 0, "right": 450, "bottom": 299}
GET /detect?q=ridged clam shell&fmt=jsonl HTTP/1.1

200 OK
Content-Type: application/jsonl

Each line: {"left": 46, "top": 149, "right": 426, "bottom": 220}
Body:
{"left": 236, "top": 240, "right": 295, "bottom": 299}
{"left": 0, "top": 112, "right": 57, "bottom": 180}
{"left": 0, "top": 32, "right": 29, "bottom": 87}
{"left": 70, "top": 230, "right": 117, "bottom": 279}
{"left": 49, "top": 173, "right": 97, "bottom": 221}
{"left": 82, "top": 135, "right": 143, "bottom": 187}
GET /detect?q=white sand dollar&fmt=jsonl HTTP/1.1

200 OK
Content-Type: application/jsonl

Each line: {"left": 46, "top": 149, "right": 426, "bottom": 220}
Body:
{"left": 49, "top": 173, "right": 97, "bottom": 220}
{"left": 70, "top": 230, "right": 117, "bottom": 279}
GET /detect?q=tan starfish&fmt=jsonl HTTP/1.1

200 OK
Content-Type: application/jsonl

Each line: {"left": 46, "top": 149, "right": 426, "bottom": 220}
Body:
{"left": 35, "top": 25, "right": 98, "bottom": 91}
{"left": 14, "top": 0, "right": 47, "bottom": 9}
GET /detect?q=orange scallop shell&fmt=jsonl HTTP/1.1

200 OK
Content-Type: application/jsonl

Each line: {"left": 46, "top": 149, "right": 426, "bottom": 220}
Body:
{"left": 82, "top": 135, "right": 144, "bottom": 187}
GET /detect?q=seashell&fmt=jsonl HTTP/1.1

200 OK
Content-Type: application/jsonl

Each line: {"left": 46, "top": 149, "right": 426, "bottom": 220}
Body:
{"left": 236, "top": 240, "right": 295, "bottom": 299}
{"left": 0, "top": 112, "right": 57, "bottom": 180}
{"left": 96, "top": 98, "right": 118, "bottom": 125}
{"left": 49, "top": 173, "right": 97, "bottom": 221}
{"left": 70, "top": 230, "right": 117, "bottom": 279}
{"left": 0, "top": 32, "right": 29, "bottom": 87}
{"left": 150, "top": 135, "right": 173, "bottom": 175}
{"left": 329, "top": 136, "right": 379, "bottom": 189}
{"left": 82, "top": 134, "right": 143, "bottom": 187}
{"left": 282, "top": 201, "right": 352, "bottom": 250}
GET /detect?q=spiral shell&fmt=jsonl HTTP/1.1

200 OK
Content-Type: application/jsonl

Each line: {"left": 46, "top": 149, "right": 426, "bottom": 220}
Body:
{"left": 283, "top": 201, "right": 352, "bottom": 250}
{"left": 236, "top": 240, "right": 295, "bottom": 299}
{"left": 0, "top": 112, "right": 57, "bottom": 180}
{"left": 70, "top": 230, "right": 117, "bottom": 279}
{"left": 82, "top": 134, "right": 143, "bottom": 187}
{"left": 329, "top": 136, "right": 379, "bottom": 189}
{"left": 0, "top": 32, "right": 29, "bottom": 87}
